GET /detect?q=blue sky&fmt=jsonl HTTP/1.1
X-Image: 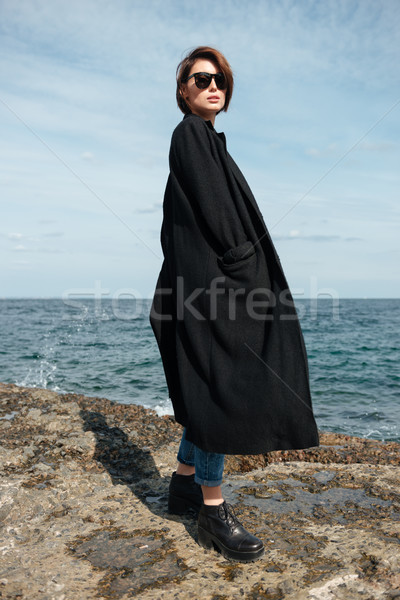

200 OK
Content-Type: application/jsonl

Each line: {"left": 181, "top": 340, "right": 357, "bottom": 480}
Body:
{"left": 1, "top": 0, "right": 399, "bottom": 299}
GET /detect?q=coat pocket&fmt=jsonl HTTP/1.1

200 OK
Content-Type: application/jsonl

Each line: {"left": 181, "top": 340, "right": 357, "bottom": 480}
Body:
{"left": 218, "top": 240, "right": 256, "bottom": 270}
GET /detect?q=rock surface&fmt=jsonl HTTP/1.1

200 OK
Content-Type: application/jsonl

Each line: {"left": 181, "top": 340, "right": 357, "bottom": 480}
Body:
{"left": 0, "top": 381, "right": 399, "bottom": 600}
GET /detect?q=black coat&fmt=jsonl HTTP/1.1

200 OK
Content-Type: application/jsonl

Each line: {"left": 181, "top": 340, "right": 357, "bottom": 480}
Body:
{"left": 150, "top": 113, "right": 319, "bottom": 455}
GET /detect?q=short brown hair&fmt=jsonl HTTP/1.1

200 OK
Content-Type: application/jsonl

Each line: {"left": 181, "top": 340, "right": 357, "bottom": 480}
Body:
{"left": 176, "top": 46, "right": 234, "bottom": 115}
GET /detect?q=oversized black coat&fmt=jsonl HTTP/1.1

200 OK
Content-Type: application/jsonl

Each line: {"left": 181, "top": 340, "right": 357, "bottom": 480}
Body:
{"left": 150, "top": 113, "right": 319, "bottom": 455}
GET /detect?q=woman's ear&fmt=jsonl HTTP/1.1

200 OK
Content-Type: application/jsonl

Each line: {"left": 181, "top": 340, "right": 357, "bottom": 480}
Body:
{"left": 180, "top": 85, "right": 190, "bottom": 108}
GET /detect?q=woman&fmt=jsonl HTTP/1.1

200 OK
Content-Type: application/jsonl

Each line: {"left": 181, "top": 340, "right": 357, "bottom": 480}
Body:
{"left": 150, "top": 46, "right": 319, "bottom": 562}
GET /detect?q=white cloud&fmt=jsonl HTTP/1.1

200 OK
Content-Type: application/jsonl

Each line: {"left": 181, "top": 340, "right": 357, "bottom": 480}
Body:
{"left": 11, "top": 260, "right": 30, "bottom": 267}
{"left": 357, "top": 141, "right": 396, "bottom": 153}
{"left": 135, "top": 203, "right": 163, "bottom": 214}
{"left": 274, "top": 233, "right": 359, "bottom": 243}
{"left": 305, "top": 144, "right": 339, "bottom": 158}
{"left": 81, "top": 152, "right": 94, "bottom": 161}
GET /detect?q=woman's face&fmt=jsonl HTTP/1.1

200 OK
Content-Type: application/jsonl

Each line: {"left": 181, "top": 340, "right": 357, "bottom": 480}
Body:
{"left": 181, "top": 59, "right": 226, "bottom": 124}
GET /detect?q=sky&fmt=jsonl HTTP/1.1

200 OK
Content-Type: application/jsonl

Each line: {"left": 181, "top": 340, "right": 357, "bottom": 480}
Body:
{"left": 1, "top": 0, "right": 399, "bottom": 299}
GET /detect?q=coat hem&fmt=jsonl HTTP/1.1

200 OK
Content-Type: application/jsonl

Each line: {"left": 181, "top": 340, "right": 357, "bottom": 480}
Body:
{"left": 182, "top": 424, "right": 320, "bottom": 455}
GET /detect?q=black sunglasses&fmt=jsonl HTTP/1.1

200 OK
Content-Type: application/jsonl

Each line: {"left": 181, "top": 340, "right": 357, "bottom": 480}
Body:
{"left": 183, "top": 72, "right": 227, "bottom": 90}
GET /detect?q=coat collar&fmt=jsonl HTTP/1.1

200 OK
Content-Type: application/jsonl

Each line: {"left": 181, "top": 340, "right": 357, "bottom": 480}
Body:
{"left": 183, "top": 112, "right": 214, "bottom": 129}
{"left": 183, "top": 113, "right": 226, "bottom": 144}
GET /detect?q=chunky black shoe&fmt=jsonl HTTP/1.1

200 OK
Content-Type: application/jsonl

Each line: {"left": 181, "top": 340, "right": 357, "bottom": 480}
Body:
{"left": 168, "top": 471, "right": 203, "bottom": 516}
{"left": 198, "top": 501, "right": 264, "bottom": 562}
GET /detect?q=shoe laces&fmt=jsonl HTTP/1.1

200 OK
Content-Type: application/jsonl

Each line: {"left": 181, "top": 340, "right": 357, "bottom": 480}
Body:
{"left": 218, "top": 502, "right": 239, "bottom": 528}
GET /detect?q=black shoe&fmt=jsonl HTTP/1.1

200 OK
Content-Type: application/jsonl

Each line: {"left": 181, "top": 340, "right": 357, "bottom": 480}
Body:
{"left": 168, "top": 471, "right": 203, "bottom": 516}
{"left": 198, "top": 501, "right": 264, "bottom": 562}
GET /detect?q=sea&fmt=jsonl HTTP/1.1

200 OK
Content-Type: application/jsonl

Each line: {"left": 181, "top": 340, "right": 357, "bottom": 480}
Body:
{"left": 0, "top": 298, "right": 399, "bottom": 443}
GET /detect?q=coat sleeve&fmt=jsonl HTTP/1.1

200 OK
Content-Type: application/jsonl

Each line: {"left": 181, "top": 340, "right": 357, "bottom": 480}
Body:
{"left": 169, "top": 117, "right": 248, "bottom": 256}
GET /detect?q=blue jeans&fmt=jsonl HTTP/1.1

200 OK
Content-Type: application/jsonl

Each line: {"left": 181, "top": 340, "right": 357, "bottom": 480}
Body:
{"left": 177, "top": 428, "right": 225, "bottom": 487}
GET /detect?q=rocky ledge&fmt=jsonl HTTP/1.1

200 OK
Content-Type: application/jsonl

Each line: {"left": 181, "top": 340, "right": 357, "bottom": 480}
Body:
{"left": 0, "top": 382, "right": 399, "bottom": 600}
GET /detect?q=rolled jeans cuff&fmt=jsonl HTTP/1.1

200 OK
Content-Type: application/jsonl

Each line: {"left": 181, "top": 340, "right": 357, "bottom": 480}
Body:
{"left": 177, "top": 427, "right": 225, "bottom": 487}
{"left": 194, "top": 474, "right": 223, "bottom": 487}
